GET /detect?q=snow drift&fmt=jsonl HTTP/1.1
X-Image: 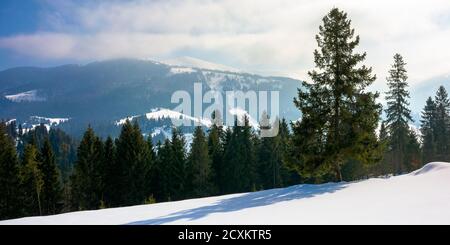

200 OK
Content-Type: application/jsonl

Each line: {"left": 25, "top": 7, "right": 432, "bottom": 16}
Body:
{"left": 2, "top": 162, "right": 450, "bottom": 225}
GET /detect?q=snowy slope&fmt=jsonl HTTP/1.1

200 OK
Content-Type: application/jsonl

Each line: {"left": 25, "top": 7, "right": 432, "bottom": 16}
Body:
{"left": 163, "top": 56, "right": 240, "bottom": 73}
{"left": 3, "top": 162, "right": 450, "bottom": 225}
{"left": 4, "top": 90, "right": 46, "bottom": 102}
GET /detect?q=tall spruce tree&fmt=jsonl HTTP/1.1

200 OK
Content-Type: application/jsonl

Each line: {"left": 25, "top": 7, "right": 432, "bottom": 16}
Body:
{"left": 39, "top": 138, "right": 62, "bottom": 215}
{"left": 169, "top": 128, "right": 187, "bottom": 200}
{"left": 208, "top": 111, "right": 224, "bottom": 194}
{"left": 257, "top": 116, "right": 293, "bottom": 189}
{"left": 434, "top": 86, "right": 450, "bottom": 161}
{"left": 222, "top": 116, "right": 257, "bottom": 193}
{"left": 71, "top": 126, "right": 104, "bottom": 210}
{"left": 289, "top": 8, "right": 381, "bottom": 182}
{"left": 115, "top": 121, "right": 153, "bottom": 205}
{"left": 384, "top": 53, "right": 414, "bottom": 174}
{"left": 187, "top": 126, "right": 213, "bottom": 197}
{"left": 0, "top": 123, "right": 23, "bottom": 219}
{"left": 101, "top": 136, "right": 116, "bottom": 207}
{"left": 20, "top": 143, "right": 44, "bottom": 216}
{"left": 421, "top": 97, "right": 437, "bottom": 163}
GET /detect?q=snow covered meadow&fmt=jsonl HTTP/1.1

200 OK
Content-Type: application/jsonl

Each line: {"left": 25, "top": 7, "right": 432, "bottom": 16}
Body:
{"left": 2, "top": 162, "right": 449, "bottom": 225}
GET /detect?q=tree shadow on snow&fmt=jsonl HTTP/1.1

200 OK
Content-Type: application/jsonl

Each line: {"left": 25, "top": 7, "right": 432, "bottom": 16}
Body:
{"left": 126, "top": 182, "right": 347, "bottom": 225}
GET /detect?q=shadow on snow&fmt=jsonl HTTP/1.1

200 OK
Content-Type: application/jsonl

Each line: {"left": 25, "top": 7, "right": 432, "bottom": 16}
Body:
{"left": 127, "top": 182, "right": 347, "bottom": 225}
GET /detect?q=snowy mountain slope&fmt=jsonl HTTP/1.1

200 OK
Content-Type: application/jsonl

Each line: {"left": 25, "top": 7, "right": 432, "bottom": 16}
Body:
{"left": 5, "top": 90, "right": 46, "bottom": 102}
{"left": 163, "top": 56, "right": 240, "bottom": 73}
{"left": 2, "top": 162, "right": 450, "bottom": 225}
{"left": 0, "top": 58, "right": 301, "bottom": 138}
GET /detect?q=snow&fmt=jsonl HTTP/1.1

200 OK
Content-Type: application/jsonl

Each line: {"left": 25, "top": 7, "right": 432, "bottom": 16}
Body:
{"left": 4, "top": 90, "right": 46, "bottom": 102}
{"left": 3, "top": 161, "right": 450, "bottom": 225}
{"left": 168, "top": 67, "right": 196, "bottom": 75}
{"left": 5, "top": 119, "right": 16, "bottom": 125}
{"left": 116, "top": 108, "right": 212, "bottom": 127}
{"left": 29, "top": 116, "right": 70, "bottom": 126}
{"left": 163, "top": 56, "right": 240, "bottom": 73}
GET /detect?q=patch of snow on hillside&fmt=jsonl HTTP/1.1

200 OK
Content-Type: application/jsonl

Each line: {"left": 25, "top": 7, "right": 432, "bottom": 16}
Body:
{"left": 163, "top": 56, "right": 240, "bottom": 73}
{"left": 30, "top": 116, "right": 70, "bottom": 126}
{"left": 5, "top": 119, "right": 16, "bottom": 125}
{"left": 116, "top": 108, "right": 212, "bottom": 127}
{"left": 5, "top": 90, "right": 45, "bottom": 102}
{"left": 169, "top": 67, "right": 196, "bottom": 75}
{"left": 145, "top": 108, "right": 212, "bottom": 127}
{"left": 3, "top": 162, "right": 450, "bottom": 225}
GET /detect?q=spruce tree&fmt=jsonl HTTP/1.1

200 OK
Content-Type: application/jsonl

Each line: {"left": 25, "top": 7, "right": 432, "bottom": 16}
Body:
{"left": 208, "top": 111, "right": 224, "bottom": 194}
{"left": 384, "top": 53, "right": 413, "bottom": 174}
{"left": 434, "top": 86, "right": 450, "bottom": 161}
{"left": 102, "top": 136, "right": 116, "bottom": 207}
{"left": 20, "top": 143, "right": 44, "bottom": 216}
{"left": 115, "top": 121, "right": 152, "bottom": 205}
{"left": 71, "top": 126, "right": 103, "bottom": 210}
{"left": 154, "top": 139, "right": 173, "bottom": 201}
{"left": 289, "top": 8, "right": 381, "bottom": 181}
{"left": 223, "top": 116, "right": 257, "bottom": 193}
{"left": 39, "top": 138, "right": 62, "bottom": 215}
{"left": 0, "top": 123, "right": 23, "bottom": 219}
{"left": 169, "top": 128, "right": 187, "bottom": 200}
{"left": 187, "top": 126, "right": 213, "bottom": 197}
{"left": 421, "top": 97, "right": 437, "bottom": 163}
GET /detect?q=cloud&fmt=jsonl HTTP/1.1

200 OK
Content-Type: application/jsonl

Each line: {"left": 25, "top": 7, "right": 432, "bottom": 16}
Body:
{"left": 0, "top": 0, "right": 450, "bottom": 90}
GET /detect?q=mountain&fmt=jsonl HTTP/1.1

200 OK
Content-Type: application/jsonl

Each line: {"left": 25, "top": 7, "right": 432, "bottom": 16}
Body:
{"left": 2, "top": 161, "right": 450, "bottom": 225}
{"left": 162, "top": 56, "right": 240, "bottom": 73}
{"left": 0, "top": 58, "right": 302, "bottom": 138}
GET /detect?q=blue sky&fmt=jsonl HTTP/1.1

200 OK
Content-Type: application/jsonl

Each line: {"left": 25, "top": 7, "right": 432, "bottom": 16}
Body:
{"left": 0, "top": 0, "right": 449, "bottom": 92}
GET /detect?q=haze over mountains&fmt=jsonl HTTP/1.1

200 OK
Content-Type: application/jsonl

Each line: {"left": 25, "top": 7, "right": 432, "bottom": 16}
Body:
{"left": 0, "top": 57, "right": 301, "bottom": 139}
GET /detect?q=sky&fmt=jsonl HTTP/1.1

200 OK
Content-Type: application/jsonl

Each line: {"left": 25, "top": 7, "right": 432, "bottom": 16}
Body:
{"left": 0, "top": 0, "right": 449, "bottom": 92}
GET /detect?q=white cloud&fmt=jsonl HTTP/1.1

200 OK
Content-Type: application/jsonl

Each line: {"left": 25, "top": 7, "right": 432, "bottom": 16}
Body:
{"left": 0, "top": 0, "right": 450, "bottom": 90}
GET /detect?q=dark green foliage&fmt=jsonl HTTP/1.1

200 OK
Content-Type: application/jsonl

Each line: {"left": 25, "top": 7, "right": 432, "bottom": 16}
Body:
{"left": 208, "top": 111, "right": 225, "bottom": 194}
{"left": 153, "top": 129, "right": 186, "bottom": 202}
{"left": 222, "top": 116, "right": 257, "bottom": 193}
{"left": 115, "top": 121, "right": 153, "bottom": 206}
{"left": 71, "top": 126, "right": 104, "bottom": 210}
{"left": 257, "top": 118, "right": 297, "bottom": 189}
{"left": 384, "top": 54, "right": 420, "bottom": 174}
{"left": 39, "top": 138, "right": 62, "bottom": 215}
{"left": 187, "top": 126, "right": 213, "bottom": 197}
{"left": 434, "top": 86, "right": 450, "bottom": 161}
{"left": 20, "top": 143, "right": 44, "bottom": 216}
{"left": 0, "top": 123, "right": 23, "bottom": 219}
{"left": 289, "top": 8, "right": 381, "bottom": 182}
{"left": 421, "top": 97, "right": 437, "bottom": 163}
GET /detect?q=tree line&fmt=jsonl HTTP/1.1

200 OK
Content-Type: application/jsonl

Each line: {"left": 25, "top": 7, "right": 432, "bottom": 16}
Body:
{"left": 1, "top": 8, "right": 449, "bottom": 220}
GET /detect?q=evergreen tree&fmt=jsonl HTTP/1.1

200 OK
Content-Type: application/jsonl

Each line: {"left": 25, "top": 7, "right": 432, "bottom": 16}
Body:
{"left": 0, "top": 123, "right": 23, "bottom": 219}
{"left": 434, "top": 86, "right": 450, "bottom": 161}
{"left": 20, "top": 143, "right": 44, "bottom": 216}
{"left": 71, "top": 126, "right": 103, "bottom": 210}
{"left": 169, "top": 128, "right": 187, "bottom": 200}
{"left": 101, "top": 136, "right": 116, "bottom": 207}
{"left": 187, "top": 126, "right": 213, "bottom": 197}
{"left": 257, "top": 116, "right": 294, "bottom": 189}
{"left": 208, "top": 110, "right": 224, "bottom": 194}
{"left": 289, "top": 8, "right": 381, "bottom": 182}
{"left": 222, "top": 116, "right": 257, "bottom": 193}
{"left": 154, "top": 139, "right": 172, "bottom": 201}
{"left": 115, "top": 121, "right": 152, "bottom": 205}
{"left": 39, "top": 138, "right": 62, "bottom": 215}
{"left": 384, "top": 53, "right": 413, "bottom": 174}
{"left": 375, "top": 121, "right": 392, "bottom": 175}
{"left": 421, "top": 97, "right": 437, "bottom": 163}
